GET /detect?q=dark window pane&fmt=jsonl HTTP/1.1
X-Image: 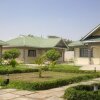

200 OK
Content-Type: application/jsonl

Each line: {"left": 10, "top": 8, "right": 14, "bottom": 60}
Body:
{"left": 28, "top": 50, "right": 36, "bottom": 57}
{"left": 80, "top": 48, "right": 93, "bottom": 57}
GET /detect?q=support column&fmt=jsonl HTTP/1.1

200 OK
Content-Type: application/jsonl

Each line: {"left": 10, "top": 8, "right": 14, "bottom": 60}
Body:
{"left": 23, "top": 48, "right": 26, "bottom": 64}
{"left": 0, "top": 46, "right": 2, "bottom": 58}
{"left": 88, "top": 44, "right": 92, "bottom": 65}
{"left": 62, "top": 49, "right": 64, "bottom": 62}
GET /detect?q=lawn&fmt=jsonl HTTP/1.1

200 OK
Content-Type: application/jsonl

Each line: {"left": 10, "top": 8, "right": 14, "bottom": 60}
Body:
{"left": 0, "top": 64, "right": 99, "bottom": 90}
{"left": 55, "top": 64, "right": 80, "bottom": 70}
{"left": 0, "top": 71, "right": 90, "bottom": 82}
{"left": 49, "top": 64, "right": 80, "bottom": 72}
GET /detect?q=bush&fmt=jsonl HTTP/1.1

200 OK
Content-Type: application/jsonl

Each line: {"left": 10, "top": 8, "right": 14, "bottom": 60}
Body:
{"left": 1, "top": 73, "right": 100, "bottom": 90}
{"left": 0, "top": 67, "right": 38, "bottom": 75}
{"left": 64, "top": 84, "right": 100, "bottom": 100}
{"left": 9, "top": 59, "right": 18, "bottom": 68}
{"left": 3, "top": 49, "right": 20, "bottom": 60}
{"left": 46, "top": 49, "right": 61, "bottom": 62}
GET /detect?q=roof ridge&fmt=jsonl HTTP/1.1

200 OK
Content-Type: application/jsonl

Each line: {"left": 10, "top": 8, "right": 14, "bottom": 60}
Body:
{"left": 81, "top": 24, "right": 100, "bottom": 41}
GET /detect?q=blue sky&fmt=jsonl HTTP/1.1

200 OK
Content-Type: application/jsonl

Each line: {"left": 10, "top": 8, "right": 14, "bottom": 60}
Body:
{"left": 0, "top": 0, "right": 100, "bottom": 41}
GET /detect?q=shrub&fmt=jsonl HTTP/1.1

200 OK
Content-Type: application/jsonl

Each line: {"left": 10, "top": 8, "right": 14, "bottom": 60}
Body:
{"left": 64, "top": 84, "right": 100, "bottom": 100}
{"left": 0, "top": 67, "right": 38, "bottom": 75}
{"left": 9, "top": 59, "right": 18, "bottom": 68}
{"left": 3, "top": 49, "right": 20, "bottom": 60}
{"left": 46, "top": 49, "right": 61, "bottom": 62}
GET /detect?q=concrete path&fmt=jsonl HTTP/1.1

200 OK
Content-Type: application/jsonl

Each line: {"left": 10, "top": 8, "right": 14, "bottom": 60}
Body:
{"left": 80, "top": 65, "right": 100, "bottom": 70}
{"left": 1, "top": 78, "right": 100, "bottom": 100}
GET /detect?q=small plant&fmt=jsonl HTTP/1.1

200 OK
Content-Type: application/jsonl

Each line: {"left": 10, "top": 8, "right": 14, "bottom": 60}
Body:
{"left": 9, "top": 59, "right": 17, "bottom": 68}
{"left": 34, "top": 56, "right": 46, "bottom": 78}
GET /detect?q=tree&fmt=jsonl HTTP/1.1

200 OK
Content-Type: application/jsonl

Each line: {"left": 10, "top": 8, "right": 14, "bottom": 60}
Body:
{"left": 3, "top": 49, "right": 20, "bottom": 67}
{"left": 3, "top": 49, "right": 20, "bottom": 60}
{"left": 34, "top": 55, "right": 46, "bottom": 78}
{"left": 45, "top": 49, "right": 61, "bottom": 67}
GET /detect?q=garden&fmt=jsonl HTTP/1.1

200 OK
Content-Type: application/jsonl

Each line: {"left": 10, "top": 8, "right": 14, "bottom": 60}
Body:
{"left": 0, "top": 48, "right": 100, "bottom": 92}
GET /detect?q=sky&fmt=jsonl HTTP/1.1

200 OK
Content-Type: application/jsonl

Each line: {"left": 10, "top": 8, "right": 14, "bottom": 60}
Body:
{"left": 0, "top": 0, "right": 100, "bottom": 41}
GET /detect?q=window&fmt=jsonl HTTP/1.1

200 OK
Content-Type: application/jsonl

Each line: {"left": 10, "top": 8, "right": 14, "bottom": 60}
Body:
{"left": 28, "top": 50, "right": 36, "bottom": 57}
{"left": 80, "top": 48, "right": 93, "bottom": 57}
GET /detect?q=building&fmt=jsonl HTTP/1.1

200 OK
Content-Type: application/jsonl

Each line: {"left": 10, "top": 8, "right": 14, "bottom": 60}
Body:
{"left": 69, "top": 24, "right": 100, "bottom": 65}
{"left": 0, "top": 40, "right": 7, "bottom": 58}
{"left": 3, "top": 35, "right": 67, "bottom": 63}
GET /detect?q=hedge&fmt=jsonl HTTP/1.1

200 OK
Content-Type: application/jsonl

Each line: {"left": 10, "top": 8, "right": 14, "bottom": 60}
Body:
{"left": 64, "top": 84, "right": 100, "bottom": 100}
{"left": 0, "top": 68, "right": 38, "bottom": 75}
{"left": 1, "top": 73, "right": 100, "bottom": 90}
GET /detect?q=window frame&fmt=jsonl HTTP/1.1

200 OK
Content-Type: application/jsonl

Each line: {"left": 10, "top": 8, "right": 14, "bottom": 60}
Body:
{"left": 28, "top": 50, "right": 36, "bottom": 57}
{"left": 80, "top": 48, "right": 93, "bottom": 57}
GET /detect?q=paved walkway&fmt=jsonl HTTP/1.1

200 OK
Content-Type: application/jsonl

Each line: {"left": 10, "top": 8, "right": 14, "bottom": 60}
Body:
{"left": 80, "top": 65, "right": 100, "bottom": 70}
{"left": 1, "top": 78, "right": 100, "bottom": 100}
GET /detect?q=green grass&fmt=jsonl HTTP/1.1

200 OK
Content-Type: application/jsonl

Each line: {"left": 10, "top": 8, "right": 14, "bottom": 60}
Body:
{"left": 49, "top": 64, "right": 81, "bottom": 72}
{"left": 2, "top": 72, "right": 100, "bottom": 90}
{"left": 55, "top": 64, "right": 80, "bottom": 70}
{"left": 0, "top": 64, "right": 100, "bottom": 90}
{"left": 0, "top": 71, "right": 87, "bottom": 82}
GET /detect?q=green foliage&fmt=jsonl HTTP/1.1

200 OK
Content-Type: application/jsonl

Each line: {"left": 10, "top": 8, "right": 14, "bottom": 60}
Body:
{"left": 64, "top": 84, "right": 100, "bottom": 100}
{"left": 3, "top": 51, "right": 12, "bottom": 60}
{"left": 9, "top": 59, "right": 18, "bottom": 68}
{"left": 34, "top": 56, "right": 46, "bottom": 78}
{"left": 46, "top": 49, "right": 61, "bottom": 62}
{"left": 34, "top": 56, "right": 45, "bottom": 65}
{"left": 49, "top": 64, "right": 97, "bottom": 74}
{"left": 1, "top": 73, "right": 100, "bottom": 90}
{"left": 0, "top": 65, "right": 38, "bottom": 75}
{"left": 0, "top": 58, "right": 4, "bottom": 65}
{"left": 3, "top": 49, "right": 20, "bottom": 60}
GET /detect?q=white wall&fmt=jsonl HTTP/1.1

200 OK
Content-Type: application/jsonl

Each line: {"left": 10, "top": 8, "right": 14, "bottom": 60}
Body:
{"left": 64, "top": 51, "right": 74, "bottom": 62}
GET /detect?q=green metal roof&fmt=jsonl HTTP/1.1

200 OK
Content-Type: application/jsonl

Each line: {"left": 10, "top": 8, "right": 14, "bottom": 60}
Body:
{"left": 69, "top": 37, "right": 100, "bottom": 47}
{"left": 6, "top": 35, "right": 66, "bottom": 48}
{"left": 68, "top": 41, "right": 84, "bottom": 47}
{"left": 0, "top": 40, "right": 7, "bottom": 45}
{"left": 85, "top": 38, "right": 100, "bottom": 42}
